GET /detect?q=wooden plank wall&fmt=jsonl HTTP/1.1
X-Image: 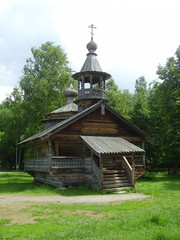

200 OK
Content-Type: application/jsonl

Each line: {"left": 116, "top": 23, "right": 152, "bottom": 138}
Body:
{"left": 57, "top": 108, "right": 145, "bottom": 143}
{"left": 24, "top": 157, "right": 50, "bottom": 172}
{"left": 34, "top": 141, "right": 49, "bottom": 158}
{"left": 33, "top": 168, "right": 85, "bottom": 187}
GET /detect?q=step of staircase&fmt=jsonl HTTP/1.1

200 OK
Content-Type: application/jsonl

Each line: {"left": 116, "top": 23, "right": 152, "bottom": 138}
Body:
{"left": 103, "top": 176, "right": 127, "bottom": 181}
{"left": 103, "top": 179, "right": 129, "bottom": 185}
{"left": 103, "top": 182, "right": 131, "bottom": 189}
{"left": 103, "top": 169, "right": 124, "bottom": 174}
{"left": 103, "top": 187, "right": 131, "bottom": 192}
{"left": 103, "top": 174, "right": 126, "bottom": 178}
{"left": 102, "top": 168, "right": 131, "bottom": 190}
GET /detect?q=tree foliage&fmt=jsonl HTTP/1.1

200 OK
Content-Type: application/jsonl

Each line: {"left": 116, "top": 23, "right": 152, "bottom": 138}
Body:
{"left": 0, "top": 42, "right": 70, "bottom": 169}
{"left": 130, "top": 76, "right": 150, "bottom": 132}
{"left": 147, "top": 46, "right": 180, "bottom": 173}
{"left": 106, "top": 79, "right": 132, "bottom": 119}
{"left": 19, "top": 41, "right": 70, "bottom": 136}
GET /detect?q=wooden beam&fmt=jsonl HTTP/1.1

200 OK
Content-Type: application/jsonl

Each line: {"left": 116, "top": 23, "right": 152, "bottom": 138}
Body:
{"left": 132, "top": 154, "right": 135, "bottom": 187}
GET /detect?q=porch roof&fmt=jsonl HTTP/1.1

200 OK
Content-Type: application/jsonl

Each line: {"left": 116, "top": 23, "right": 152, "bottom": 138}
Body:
{"left": 80, "top": 136, "right": 145, "bottom": 157}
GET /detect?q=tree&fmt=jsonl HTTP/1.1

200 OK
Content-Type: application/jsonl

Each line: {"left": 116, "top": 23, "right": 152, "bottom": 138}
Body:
{"left": 153, "top": 46, "right": 180, "bottom": 173}
{"left": 0, "top": 41, "right": 71, "bottom": 169}
{"left": 130, "top": 76, "right": 150, "bottom": 132}
{"left": 19, "top": 41, "right": 70, "bottom": 137}
{"left": 106, "top": 79, "right": 132, "bottom": 119}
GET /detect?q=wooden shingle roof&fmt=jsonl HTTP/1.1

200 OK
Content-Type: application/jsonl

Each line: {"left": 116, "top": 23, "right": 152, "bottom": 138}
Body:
{"left": 81, "top": 136, "right": 145, "bottom": 157}
{"left": 49, "top": 102, "right": 78, "bottom": 115}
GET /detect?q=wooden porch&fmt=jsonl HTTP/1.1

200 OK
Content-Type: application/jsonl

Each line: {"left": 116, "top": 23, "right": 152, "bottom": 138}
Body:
{"left": 24, "top": 154, "right": 145, "bottom": 190}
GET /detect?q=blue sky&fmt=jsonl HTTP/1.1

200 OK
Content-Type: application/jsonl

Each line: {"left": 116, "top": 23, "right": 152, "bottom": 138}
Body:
{"left": 0, "top": 0, "right": 179, "bottom": 102}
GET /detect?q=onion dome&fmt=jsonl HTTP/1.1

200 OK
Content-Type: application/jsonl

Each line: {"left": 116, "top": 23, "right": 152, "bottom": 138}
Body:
{"left": 64, "top": 83, "right": 78, "bottom": 97}
{"left": 86, "top": 40, "right": 98, "bottom": 54}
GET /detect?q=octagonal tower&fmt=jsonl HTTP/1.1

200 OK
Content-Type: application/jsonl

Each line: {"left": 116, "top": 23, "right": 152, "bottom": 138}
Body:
{"left": 72, "top": 25, "right": 111, "bottom": 112}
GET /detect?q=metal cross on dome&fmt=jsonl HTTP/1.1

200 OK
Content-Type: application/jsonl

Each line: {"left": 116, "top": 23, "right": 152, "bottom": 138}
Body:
{"left": 88, "top": 24, "right": 96, "bottom": 41}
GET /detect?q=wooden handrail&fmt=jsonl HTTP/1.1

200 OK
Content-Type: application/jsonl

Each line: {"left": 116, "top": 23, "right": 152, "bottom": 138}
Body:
{"left": 123, "top": 156, "right": 132, "bottom": 171}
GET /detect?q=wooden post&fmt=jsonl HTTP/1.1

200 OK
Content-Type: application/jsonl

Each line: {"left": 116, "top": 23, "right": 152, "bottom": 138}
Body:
{"left": 55, "top": 141, "right": 59, "bottom": 156}
{"left": 81, "top": 75, "right": 84, "bottom": 89}
{"left": 143, "top": 153, "right": 145, "bottom": 166}
{"left": 99, "top": 154, "right": 103, "bottom": 189}
{"left": 15, "top": 139, "right": 18, "bottom": 171}
{"left": 18, "top": 145, "right": 21, "bottom": 171}
{"left": 78, "top": 80, "right": 80, "bottom": 90}
{"left": 48, "top": 139, "right": 52, "bottom": 170}
{"left": 33, "top": 144, "right": 36, "bottom": 171}
{"left": 100, "top": 76, "right": 103, "bottom": 89}
{"left": 103, "top": 79, "right": 106, "bottom": 90}
{"left": 90, "top": 75, "right": 93, "bottom": 89}
{"left": 132, "top": 154, "right": 135, "bottom": 187}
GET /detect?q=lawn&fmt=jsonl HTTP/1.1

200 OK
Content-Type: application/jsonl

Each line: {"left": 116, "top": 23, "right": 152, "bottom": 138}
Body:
{"left": 0, "top": 172, "right": 179, "bottom": 240}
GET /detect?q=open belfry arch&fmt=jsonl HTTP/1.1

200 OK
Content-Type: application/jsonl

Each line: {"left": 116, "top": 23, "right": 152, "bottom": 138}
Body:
{"left": 19, "top": 25, "right": 150, "bottom": 190}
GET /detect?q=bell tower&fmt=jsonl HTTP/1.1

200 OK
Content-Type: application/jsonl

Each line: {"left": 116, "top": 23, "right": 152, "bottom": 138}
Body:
{"left": 72, "top": 24, "right": 111, "bottom": 112}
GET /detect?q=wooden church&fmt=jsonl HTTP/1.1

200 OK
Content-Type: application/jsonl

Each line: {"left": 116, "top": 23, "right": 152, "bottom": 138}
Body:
{"left": 19, "top": 26, "right": 149, "bottom": 190}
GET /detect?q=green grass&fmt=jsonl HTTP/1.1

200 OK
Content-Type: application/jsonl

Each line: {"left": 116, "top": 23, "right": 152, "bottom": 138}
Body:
{"left": 0, "top": 172, "right": 179, "bottom": 240}
{"left": 0, "top": 172, "right": 104, "bottom": 195}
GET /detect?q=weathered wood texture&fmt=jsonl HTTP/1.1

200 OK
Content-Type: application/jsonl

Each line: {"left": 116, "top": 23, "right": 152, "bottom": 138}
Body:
{"left": 55, "top": 108, "right": 145, "bottom": 142}
{"left": 24, "top": 157, "right": 50, "bottom": 172}
{"left": 34, "top": 168, "right": 85, "bottom": 187}
{"left": 51, "top": 140, "right": 82, "bottom": 156}
{"left": 83, "top": 157, "right": 102, "bottom": 190}
{"left": 51, "top": 156, "right": 84, "bottom": 168}
{"left": 24, "top": 106, "right": 146, "bottom": 189}
{"left": 34, "top": 142, "right": 49, "bottom": 158}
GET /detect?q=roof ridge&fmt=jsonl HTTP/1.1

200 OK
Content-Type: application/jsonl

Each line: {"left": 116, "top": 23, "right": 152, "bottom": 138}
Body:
{"left": 19, "top": 100, "right": 103, "bottom": 145}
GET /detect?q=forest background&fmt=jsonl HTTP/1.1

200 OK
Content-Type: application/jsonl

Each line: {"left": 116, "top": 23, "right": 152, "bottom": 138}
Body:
{"left": 0, "top": 42, "right": 179, "bottom": 173}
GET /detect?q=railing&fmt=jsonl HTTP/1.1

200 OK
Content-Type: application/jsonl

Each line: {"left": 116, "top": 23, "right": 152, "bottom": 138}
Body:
{"left": 78, "top": 88, "right": 106, "bottom": 99}
{"left": 51, "top": 156, "right": 84, "bottom": 169}
{"left": 92, "top": 158, "right": 102, "bottom": 188}
{"left": 24, "top": 156, "right": 50, "bottom": 172}
{"left": 123, "top": 156, "right": 134, "bottom": 186}
{"left": 123, "top": 156, "right": 132, "bottom": 171}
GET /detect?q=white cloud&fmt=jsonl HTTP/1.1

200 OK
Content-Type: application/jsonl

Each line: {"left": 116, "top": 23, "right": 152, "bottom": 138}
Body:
{"left": 0, "top": 0, "right": 179, "bottom": 103}
{"left": 0, "top": 85, "right": 13, "bottom": 103}
{"left": 0, "top": 65, "right": 15, "bottom": 86}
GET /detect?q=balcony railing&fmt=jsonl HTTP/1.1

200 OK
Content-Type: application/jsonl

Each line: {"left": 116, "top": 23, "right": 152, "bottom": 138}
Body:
{"left": 78, "top": 88, "right": 106, "bottom": 99}
{"left": 24, "top": 157, "right": 50, "bottom": 172}
{"left": 51, "top": 156, "right": 84, "bottom": 169}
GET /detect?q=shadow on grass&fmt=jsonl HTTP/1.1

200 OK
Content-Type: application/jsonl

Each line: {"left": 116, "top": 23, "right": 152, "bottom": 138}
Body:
{"left": 0, "top": 172, "right": 105, "bottom": 195}
{"left": 138, "top": 172, "right": 180, "bottom": 192}
{"left": 0, "top": 182, "right": 35, "bottom": 193}
{"left": 162, "top": 179, "right": 180, "bottom": 191}
{"left": 0, "top": 181, "right": 105, "bottom": 195}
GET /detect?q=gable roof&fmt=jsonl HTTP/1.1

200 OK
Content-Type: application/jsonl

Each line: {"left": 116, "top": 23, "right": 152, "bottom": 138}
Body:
{"left": 19, "top": 101, "right": 150, "bottom": 145}
{"left": 81, "top": 136, "right": 145, "bottom": 157}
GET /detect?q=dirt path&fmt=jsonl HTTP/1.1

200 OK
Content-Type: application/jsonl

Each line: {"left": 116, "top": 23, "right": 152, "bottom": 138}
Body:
{"left": 0, "top": 193, "right": 149, "bottom": 225}
{"left": 0, "top": 193, "right": 149, "bottom": 205}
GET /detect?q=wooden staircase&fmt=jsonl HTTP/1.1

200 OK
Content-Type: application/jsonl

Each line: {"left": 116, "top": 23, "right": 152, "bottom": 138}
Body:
{"left": 102, "top": 169, "right": 132, "bottom": 191}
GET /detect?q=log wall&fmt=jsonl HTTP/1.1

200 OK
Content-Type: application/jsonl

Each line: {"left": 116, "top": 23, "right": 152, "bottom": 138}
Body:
{"left": 55, "top": 108, "right": 145, "bottom": 143}
{"left": 24, "top": 105, "right": 146, "bottom": 188}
